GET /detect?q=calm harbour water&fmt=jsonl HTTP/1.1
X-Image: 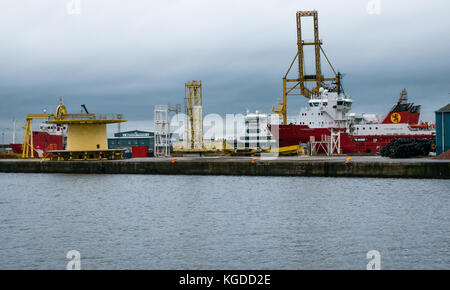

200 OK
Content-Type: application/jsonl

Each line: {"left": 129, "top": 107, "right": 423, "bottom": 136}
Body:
{"left": 0, "top": 173, "right": 448, "bottom": 270}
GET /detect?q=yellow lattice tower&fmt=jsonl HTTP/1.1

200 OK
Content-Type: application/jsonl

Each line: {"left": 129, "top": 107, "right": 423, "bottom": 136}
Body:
{"left": 185, "top": 81, "right": 203, "bottom": 149}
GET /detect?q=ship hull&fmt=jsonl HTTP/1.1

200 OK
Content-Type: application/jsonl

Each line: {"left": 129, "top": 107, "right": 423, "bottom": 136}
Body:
{"left": 10, "top": 132, "right": 63, "bottom": 157}
{"left": 269, "top": 124, "right": 435, "bottom": 154}
{"left": 339, "top": 132, "right": 434, "bottom": 154}
{"left": 268, "top": 125, "right": 330, "bottom": 147}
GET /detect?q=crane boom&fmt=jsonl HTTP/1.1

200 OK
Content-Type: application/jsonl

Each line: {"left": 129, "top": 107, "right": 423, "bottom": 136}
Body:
{"left": 272, "top": 10, "right": 341, "bottom": 124}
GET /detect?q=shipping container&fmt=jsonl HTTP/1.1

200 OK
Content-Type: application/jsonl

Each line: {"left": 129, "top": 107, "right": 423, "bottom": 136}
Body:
{"left": 132, "top": 146, "right": 149, "bottom": 158}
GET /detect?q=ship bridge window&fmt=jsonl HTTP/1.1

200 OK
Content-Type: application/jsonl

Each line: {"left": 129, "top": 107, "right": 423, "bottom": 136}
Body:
{"left": 247, "top": 129, "right": 261, "bottom": 133}
{"left": 337, "top": 101, "right": 343, "bottom": 106}
{"left": 323, "top": 102, "right": 328, "bottom": 106}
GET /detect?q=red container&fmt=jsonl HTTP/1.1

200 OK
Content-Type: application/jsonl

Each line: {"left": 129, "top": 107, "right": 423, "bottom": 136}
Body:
{"left": 132, "top": 146, "right": 148, "bottom": 158}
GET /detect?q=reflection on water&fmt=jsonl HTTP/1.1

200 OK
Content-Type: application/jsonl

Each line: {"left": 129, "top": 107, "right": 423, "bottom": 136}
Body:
{"left": 0, "top": 173, "right": 449, "bottom": 269}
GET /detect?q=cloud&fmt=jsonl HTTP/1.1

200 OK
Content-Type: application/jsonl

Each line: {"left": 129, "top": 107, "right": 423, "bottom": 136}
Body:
{"left": 0, "top": 0, "right": 449, "bottom": 143}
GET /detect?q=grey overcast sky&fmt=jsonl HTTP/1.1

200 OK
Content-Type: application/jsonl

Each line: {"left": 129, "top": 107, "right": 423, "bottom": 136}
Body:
{"left": 0, "top": 0, "right": 449, "bottom": 137}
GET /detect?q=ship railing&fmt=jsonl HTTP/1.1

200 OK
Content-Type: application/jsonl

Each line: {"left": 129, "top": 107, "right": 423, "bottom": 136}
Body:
{"left": 94, "top": 113, "right": 124, "bottom": 120}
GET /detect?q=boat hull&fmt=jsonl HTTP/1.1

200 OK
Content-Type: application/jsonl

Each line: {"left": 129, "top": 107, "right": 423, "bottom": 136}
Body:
{"left": 268, "top": 124, "right": 435, "bottom": 154}
{"left": 10, "top": 132, "right": 63, "bottom": 158}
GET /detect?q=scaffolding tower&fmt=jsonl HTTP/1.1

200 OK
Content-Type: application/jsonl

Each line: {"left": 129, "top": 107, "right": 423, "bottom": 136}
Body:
{"left": 330, "top": 130, "right": 341, "bottom": 155}
{"left": 309, "top": 131, "right": 341, "bottom": 156}
{"left": 185, "top": 81, "right": 204, "bottom": 150}
{"left": 154, "top": 104, "right": 180, "bottom": 157}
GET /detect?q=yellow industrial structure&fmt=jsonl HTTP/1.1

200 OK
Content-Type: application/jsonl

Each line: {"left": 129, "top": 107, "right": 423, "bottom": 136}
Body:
{"left": 173, "top": 80, "right": 215, "bottom": 155}
{"left": 22, "top": 98, "right": 126, "bottom": 160}
{"left": 21, "top": 100, "right": 68, "bottom": 158}
{"left": 185, "top": 80, "right": 204, "bottom": 150}
{"left": 264, "top": 144, "right": 307, "bottom": 156}
{"left": 65, "top": 124, "right": 108, "bottom": 151}
{"left": 173, "top": 80, "right": 305, "bottom": 156}
{"left": 273, "top": 10, "right": 341, "bottom": 124}
{"left": 173, "top": 139, "right": 232, "bottom": 154}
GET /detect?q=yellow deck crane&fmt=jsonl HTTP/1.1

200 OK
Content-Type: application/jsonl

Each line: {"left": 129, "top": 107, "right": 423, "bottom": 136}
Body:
{"left": 273, "top": 10, "right": 341, "bottom": 124}
{"left": 21, "top": 100, "right": 66, "bottom": 158}
{"left": 22, "top": 98, "right": 126, "bottom": 160}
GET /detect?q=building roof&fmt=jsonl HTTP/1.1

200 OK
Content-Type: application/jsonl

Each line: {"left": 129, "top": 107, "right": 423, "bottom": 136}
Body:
{"left": 108, "top": 136, "right": 153, "bottom": 139}
{"left": 436, "top": 104, "right": 450, "bottom": 112}
{"left": 114, "top": 130, "right": 154, "bottom": 137}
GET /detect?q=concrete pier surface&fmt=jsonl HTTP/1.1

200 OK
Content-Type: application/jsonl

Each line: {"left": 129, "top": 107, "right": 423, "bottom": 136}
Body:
{"left": 1, "top": 156, "right": 449, "bottom": 179}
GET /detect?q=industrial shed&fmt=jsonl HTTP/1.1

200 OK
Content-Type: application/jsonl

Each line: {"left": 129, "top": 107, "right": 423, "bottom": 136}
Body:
{"left": 436, "top": 104, "right": 450, "bottom": 155}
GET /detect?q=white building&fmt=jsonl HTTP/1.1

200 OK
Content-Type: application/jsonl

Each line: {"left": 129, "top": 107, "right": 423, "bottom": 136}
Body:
{"left": 239, "top": 110, "right": 279, "bottom": 149}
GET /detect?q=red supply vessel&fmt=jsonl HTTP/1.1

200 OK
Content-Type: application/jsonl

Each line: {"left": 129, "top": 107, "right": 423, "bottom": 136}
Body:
{"left": 10, "top": 123, "right": 65, "bottom": 158}
{"left": 268, "top": 89, "right": 435, "bottom": 154}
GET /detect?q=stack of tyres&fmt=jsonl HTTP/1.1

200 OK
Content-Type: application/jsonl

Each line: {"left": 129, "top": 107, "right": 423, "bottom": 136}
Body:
{"left": 381, "top": 139, "right": 435, "bottom": 158}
